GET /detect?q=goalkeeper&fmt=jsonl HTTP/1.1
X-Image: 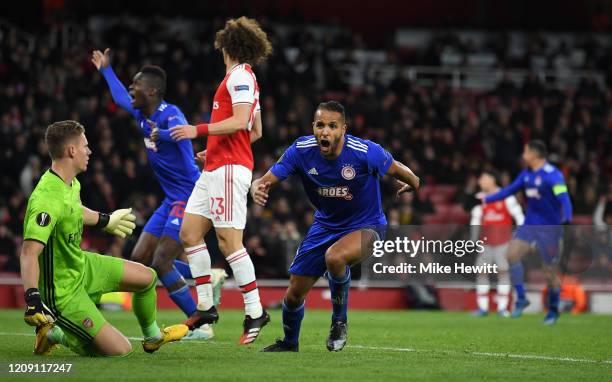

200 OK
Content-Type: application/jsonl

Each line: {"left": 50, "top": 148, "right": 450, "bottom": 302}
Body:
{"left": 20, "top": 120, "right": 187, "bottom": 357}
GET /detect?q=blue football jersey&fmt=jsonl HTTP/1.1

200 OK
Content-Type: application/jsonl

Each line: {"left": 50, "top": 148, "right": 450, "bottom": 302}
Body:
{"left": 485, "top": 163, "right": 572, "bottom": 225}
{"left": 101, "top": 66, "right": 200, "bottom": 201}
{"left": 133, "top": 102, "right": 200, "bottom": 201}
{"left": 270, "top": 135, "right": 393, "bottom": 230}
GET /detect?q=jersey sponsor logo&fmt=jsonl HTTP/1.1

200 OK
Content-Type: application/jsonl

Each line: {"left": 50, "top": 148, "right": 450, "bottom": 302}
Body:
{"left": 308, "top": 167, "right": 319, "bottom": 175}
{"left": 525, "top": 188, "right": 541, "bottom": 199}
{"left": 36, "top": 212, "right": 51, "bottom": 227}
{"left": 144, "top": 137, "right": 158, "bottom": 152}
{"left": 317, "top": 186, "right": 353, "bottom": 200}
{"left": 234, "top": 85, "right": 250, "bottom": 91}
{"left": 82, "top": 317, "right": 93, "bottom": 329}
{"left": 483, "top": 210, "right": 507, "bottom": 222}
{"left": 341, "top": 165, "right": 356, "bottom": 180}
{"left": 67, "top": 231, "right": 80, "bottom": 244}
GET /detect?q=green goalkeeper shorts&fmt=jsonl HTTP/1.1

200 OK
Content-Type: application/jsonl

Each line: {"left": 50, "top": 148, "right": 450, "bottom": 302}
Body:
{"left": 52, "top": 251, "right": 125, "bottom": 345}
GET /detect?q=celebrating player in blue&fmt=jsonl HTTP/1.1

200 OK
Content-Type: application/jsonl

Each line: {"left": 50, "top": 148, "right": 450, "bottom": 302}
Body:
{"left": 91, "top": 49, "right": 223, "bottom": 339}
{"left": 480, "top": 140, "right": 573, "bottom": 325}
{"left": 252, "top": 101, "right": 420, "bottom": 352}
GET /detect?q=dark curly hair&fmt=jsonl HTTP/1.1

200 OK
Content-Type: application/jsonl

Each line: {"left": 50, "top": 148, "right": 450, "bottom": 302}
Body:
{"left": 214, "top": 17, "right": 273, "bottom": 65}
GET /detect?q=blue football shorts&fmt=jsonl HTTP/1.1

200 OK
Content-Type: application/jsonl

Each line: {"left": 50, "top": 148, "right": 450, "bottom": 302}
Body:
{"left": 143, "top": 198, "right": 187, "bottom": 243}
{"left": 514, "top": 225, "right": 563, "bottom": 265}
{"left": 289, "top": 220, "right": 386, "bottom": 277}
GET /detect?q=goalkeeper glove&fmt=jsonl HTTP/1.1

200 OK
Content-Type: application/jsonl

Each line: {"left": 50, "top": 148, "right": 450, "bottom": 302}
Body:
{"left": 99, "top": 208, "right": 136, "bottom": 238}
{"left": 24, "top": 288, "right": 54, "bottom": 327}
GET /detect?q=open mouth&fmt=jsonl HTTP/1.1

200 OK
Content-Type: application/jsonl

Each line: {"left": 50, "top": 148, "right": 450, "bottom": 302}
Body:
{"left": 319, "top": 138, "right": 331, "bottom": 153}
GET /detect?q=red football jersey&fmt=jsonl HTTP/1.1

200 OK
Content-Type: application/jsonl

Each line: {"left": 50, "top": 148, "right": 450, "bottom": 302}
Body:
{"left": 481, "top": 200, "right": 513, "bottom": 245}
{"left": 205, "top": 63, "right": 260, "bottom": 171}
{"left": 472, "top": 195, "right": 523, "bottom": 245}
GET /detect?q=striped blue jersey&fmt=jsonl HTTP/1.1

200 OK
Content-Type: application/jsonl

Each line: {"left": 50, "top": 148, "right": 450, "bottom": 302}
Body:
{"left": 271, "top": 134, "right": 393, "bottom": 230}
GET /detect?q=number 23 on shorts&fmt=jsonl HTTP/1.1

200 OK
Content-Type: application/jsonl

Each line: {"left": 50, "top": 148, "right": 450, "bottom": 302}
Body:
{"left": 210, "top": 197, "right": 225, "bottom": 216}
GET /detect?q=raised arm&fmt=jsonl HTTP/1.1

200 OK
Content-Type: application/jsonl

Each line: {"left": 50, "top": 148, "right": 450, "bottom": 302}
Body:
{"left": 92, "top": 48, "right": 136, "bottom": 116}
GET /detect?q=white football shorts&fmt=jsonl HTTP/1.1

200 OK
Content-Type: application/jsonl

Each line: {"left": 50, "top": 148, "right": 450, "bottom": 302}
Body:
{"left": 185, "top": 164, "right": 252, "bottom": 229}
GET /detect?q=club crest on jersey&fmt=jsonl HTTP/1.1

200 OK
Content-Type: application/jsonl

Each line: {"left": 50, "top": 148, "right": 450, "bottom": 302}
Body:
{"left": 82, "top": 317, "right": 93, "bottom": 329}
{"left": 341, "top": 165, "right": 356, "bottom": 180}
{"left": 535, "top": 176, "right": 542, "bottom": 186}
{"left": 317, "top": 186, "right": 353, "bottom": 200}
{"left": 36, "top": 212, "right": 51, "bottom": 227}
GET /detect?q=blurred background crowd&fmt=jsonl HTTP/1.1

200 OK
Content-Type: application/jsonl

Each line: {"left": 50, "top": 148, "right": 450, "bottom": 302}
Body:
{"left": 1, "top": 2, "right": 611, "bottom": 278}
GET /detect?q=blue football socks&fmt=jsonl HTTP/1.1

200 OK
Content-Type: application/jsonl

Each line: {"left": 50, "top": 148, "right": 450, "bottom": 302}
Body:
{"left": 282, "top": 300, "right": 305, "bottom": 346}
{"left": 173, "top": 260, "right": 193, "bottom": 279}
{"left": 510, "top": 262, "right": 526, "bottom": 300}
{"left": 327, "top": 266, "right": 351, "bottom": 323}
{"left": 159, "top": 266, "right": 197, "bottom": 316}
{"left": 548, "top": 287, "right": 560, "bottom": 313}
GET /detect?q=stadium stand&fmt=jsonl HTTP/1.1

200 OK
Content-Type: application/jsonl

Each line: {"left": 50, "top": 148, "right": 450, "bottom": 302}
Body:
{"left": 0, "top": 16, "right": 610, "bottom": 282}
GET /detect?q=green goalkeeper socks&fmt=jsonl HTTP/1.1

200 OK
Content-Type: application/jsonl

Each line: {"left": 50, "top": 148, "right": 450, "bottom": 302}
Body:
{"left": 48, "top": 325, "right": 67, "bottom": 346}
{"left": 133, "top": 269, "right": 162, "bottom": 342}
{"left": 49, "top": 326, "right": 97, "bottom": 357}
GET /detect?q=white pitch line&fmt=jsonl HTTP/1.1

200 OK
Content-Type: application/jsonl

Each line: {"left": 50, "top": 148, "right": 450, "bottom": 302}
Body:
{"left": 2, "top": 332, "right": 611, "bottom": 365}
{"left": 347, "top": 344, "right": 612, "bottom": 365}
{"left": 349, "top": 345, "right": 416, "bottom": 352}
{"left": 470, "top": 351, "right": 612, "bottom": 365}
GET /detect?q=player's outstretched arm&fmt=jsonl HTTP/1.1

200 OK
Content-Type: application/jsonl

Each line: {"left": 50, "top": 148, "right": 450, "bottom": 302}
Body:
{"left": 481, "top": 173, "right": 524, "bottom": 204}
{"left": 82, "top": 206, "right": 136, "bottom": 238}
{"left": 250, "top": 170, "right": 281, "bottom": 206}
{"left": 91, "top": 48, "right": 136, "bottom": 116}
{"left": 386, "top": 160, "right": 421, "bottom": 197}
{"left": 170, "top": 103, "right": 252, "bottom": 140}
{"left": 20, "top": 240, "right": 53, "bottom": 326}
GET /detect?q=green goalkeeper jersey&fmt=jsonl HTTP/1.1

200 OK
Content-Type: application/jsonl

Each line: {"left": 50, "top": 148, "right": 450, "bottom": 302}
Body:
{"left": 23, "top": 169, "right": 85, "bottom": 307}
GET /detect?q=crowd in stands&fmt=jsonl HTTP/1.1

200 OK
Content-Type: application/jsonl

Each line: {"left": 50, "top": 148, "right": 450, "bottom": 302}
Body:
{"left": 1, "top": 16, "right": 610, "bottom": 278}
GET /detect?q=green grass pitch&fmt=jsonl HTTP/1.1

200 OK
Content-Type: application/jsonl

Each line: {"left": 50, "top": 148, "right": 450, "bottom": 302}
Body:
{"left": 0, "top": 309, "right": 610, "bottom": 381}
